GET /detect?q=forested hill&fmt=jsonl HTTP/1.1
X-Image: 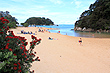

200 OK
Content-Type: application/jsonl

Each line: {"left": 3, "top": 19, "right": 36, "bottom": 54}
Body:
{"left": 24, "top": 17, "right": 54, "bottom": 25}
{"left": 75, "top": 0, "right": 110, "bottom": 31}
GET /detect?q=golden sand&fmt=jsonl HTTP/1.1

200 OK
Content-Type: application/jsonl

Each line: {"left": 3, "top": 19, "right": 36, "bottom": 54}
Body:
{"left": 11, "top": 27, "right": 110, "bottom": 73}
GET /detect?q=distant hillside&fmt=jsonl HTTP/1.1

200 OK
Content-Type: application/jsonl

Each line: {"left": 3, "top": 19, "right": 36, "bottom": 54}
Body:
{"left": 75, "top": 0, "right": 110, "bottom": 32}
{"left": 24, "top": 17, "right": 54, "bottom": 25}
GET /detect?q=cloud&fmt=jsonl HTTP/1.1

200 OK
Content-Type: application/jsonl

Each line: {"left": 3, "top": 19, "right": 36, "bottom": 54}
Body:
{"left": 71, "top": 2, "right": 73, "bottom": 4}
{"left": 74, "top": 0, "right": 82, "bottom": 8}
{"left": 1, "top": 0, "right": 95, "bottom": 24}
{"left": 11, "top": 0, "right": 33, "bottom": 2}
{"left": 49, "top": 0, "right": 63, "bottom": 4}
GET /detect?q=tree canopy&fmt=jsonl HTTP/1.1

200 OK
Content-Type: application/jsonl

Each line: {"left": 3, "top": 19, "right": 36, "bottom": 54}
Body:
{"left": 0, "top": 11, "right": 19, "bottom": 28}
{"left": 0, "top": 11, "right": 18, "bottom": 24}
{"left": 75, "top": 0, "right": 110, "bottom": 31}
{"left": 24, "top": 17, "right": 54, "bottom": 25}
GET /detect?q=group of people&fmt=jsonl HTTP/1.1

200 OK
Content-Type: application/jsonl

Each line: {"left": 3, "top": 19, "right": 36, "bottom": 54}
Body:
{"left": 38, "top": 29, "right": 44, "bottom": 32}
{"left": 21, "top": 30, "right": 34, "bottom": 34}
{"left": 48, "top": 37, "right": 58, "bottom": 40}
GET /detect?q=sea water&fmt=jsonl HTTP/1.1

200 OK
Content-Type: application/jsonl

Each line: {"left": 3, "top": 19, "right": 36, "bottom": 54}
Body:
{"left": 28, "top": 24, "right": 110, "bottom": 38}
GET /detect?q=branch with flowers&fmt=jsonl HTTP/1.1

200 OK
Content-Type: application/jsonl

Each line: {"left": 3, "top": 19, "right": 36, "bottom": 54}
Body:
{"left": 0, "top": 17, "right": 41, "bottom": 73}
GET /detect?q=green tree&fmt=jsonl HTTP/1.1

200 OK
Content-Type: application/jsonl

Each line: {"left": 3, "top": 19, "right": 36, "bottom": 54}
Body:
{"left": 75, "top": 0, "right": 110, "bottom": 31}
{"left": 8, "top": 22, "right": 17, "bottom": 28}
{"left": 25, "top": 17, "right": 54, "bottom": 25}
{"left": 24, "top": 23, "right": 29, "bottom": 27}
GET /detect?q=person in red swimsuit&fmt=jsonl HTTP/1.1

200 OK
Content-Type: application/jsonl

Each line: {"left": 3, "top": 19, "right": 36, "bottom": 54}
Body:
{"left": 79, "top": 38, "right": 82, "bottom": 45}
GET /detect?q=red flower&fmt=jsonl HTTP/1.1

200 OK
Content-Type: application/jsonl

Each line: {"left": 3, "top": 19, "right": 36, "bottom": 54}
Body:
{"left": 25, "top": 56, "right": 27, "bottom": 58}
{"left": 5, "top": 46, "right": 8, "bottom": 49}
{"left": 25, "top": 42, "right": 28, "bottom": 45}
{"left": 7, "top": 26, "right": 9, "bottom": 30}
{"left": 0, "top": 17, "right": 4, "bottom": 20}
{"left": 34, "top": 52, "right": 36, "bottom": 54}
{"left": 18, "top": 70, "right": 21, "bottom": 72}
{"left": 35, "top": 37, "right": 37, "bottom": 40}
{"left": 38, "top": 38, "right": 41, "bottom": 41}
{"left": 2, "top": 22, "right": 5, "bottom": 24}
{"left": 9, "top": 48, "right": 12, "bottom": 51}
{"left": 38, "top": 59, "right": 40, "bottom": 61}
{"left": 25, "top": 49, "right": 28, "bottom": 51}
{"left": 32, "top": 70, "right": 34, "bottom": 72}
{"left": 31, "top": 35, "right": 35, "bottom": 39}
{"left": 14, "top": 54, "right": 16, "bottom": 56}
{"left": 20, "top": 47, "right": 23, "bottom": 49}
{"left": 30, "top": 42, "right": 32, "bottom": 44}
{"left": 14, "top": 67, "right": 17, "bottom": 70}
{"left": 32, "top": 59, "right": 35, "bottom": 61}
{"left": 1, "top": 48, "right": 3, "bottom": 50}
{"left": 29, "top": 53, "right": 32, "bottom": 56}
{"left": 19, "top": 66, "right": 21, "bottom": 69}
{"left": 22, "top": 53, "right": 24, "bottom": 55}
{"left": 7, "top": 43, "right": 9, "bottom": 45}
{"left": 7, "top": 40, "right": 10, "bottom": 42}
{"left": 18, "top": 62, "right": 20, "bottom": 65}
{"left": 24, "top": 52, "right": 27, "bottom": 55}
{"left": 6, "top": 20, "right": 9, "bottom": 23}
{"left": 14, "top": 63, "right": 17, "bottom": 66}
{"left": 26, "top": 58, "right": 28, "bottom": 61}
{"left": 23, "top": 50, "right": 25, "bottom": 52}
{"left": 3, "top": 27, "right": 5, "bottom": 29}
{"left": 0, "top": 32, "right": 3, "bottom": 34}
{"left": 33, "top": 42, "right": 36, "bottom": 45}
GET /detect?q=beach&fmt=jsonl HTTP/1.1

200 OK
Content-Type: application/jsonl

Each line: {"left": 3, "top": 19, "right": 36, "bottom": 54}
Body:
{"left": 11, "top": 27, "right": 110, "bottom": 73}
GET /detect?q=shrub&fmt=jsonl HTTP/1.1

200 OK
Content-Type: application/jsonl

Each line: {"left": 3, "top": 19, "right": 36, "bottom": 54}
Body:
{"left": 24, "top": 23, "right": 29, "bottom": 27}
{"left": 8, "top": 22, "right": 17, "bottom": 28}
{"left": 21, "top": 23, "right": 25, "bottom": 26}
{"left": 0, "top": 17, "right": 41, "bottom": 73}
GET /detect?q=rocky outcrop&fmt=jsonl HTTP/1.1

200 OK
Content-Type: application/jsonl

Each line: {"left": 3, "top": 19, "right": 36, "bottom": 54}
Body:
{"left": 74, "top": 27, "right": 110, "bottom": 33}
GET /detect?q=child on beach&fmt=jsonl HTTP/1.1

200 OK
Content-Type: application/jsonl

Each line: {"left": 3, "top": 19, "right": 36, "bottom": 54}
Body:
{"left": 79, "top": 38, "right": 82, "bottom": 45}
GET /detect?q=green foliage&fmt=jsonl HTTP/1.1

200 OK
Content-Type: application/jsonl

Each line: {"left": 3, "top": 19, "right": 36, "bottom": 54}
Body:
{"left": 8, "top": 22, "right": 17, "bottom": 28}
{"left": 0, "top": 61, "right": 6, "bottom": 70}
{"left": 0, "top": 17, "right": 41, "bottom": 73}
{"left": 0, "top": 11, "right": 19, "bottom": 28}
{"left": 75, "top": 0, "right": 110, "bottom": 31}
{"left": 0, "top": 11, "right": 19, "bottom": 24}
{"left": 24, "top": 17, "right": 54, "bottom": 25}
{"left": 24, "top": 23, "right": 29, "bottom": 27}
{"left": 21, "top": 23, "right": 25, "bottom": 26}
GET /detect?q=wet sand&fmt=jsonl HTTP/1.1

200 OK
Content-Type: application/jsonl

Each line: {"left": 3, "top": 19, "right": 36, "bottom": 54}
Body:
{"left": 11, "top": 27, "right": 110, "bottom": 73}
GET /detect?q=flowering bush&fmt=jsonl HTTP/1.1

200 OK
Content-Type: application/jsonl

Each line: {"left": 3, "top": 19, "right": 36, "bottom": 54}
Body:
{"left": 0, "top": 17, "right": 41, "bottom": 73}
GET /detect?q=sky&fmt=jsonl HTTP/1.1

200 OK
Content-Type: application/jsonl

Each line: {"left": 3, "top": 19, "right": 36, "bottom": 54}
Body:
{"left": 0, "top": 0, "right": 96, "bottom": 24}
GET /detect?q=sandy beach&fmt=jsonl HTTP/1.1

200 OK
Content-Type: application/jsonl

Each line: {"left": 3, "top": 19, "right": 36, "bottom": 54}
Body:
{"left": 11, "top": 27, "right": 110, "bottom": 73}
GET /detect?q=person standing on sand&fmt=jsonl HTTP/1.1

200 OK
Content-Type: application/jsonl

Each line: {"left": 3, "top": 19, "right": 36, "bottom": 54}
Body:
{"left": 79, "top": 38, "right": 82, "bottom": 45}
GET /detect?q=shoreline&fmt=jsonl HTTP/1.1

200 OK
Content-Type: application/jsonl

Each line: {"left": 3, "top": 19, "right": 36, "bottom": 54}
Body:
{"left": 11, "top": 27, "right": 110, "bottom": 73}
{"left": 15, "top": 27, "right": 110, "bottom": 38}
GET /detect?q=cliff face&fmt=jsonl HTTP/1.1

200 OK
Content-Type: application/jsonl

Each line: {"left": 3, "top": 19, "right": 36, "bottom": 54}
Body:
{"left": 74, "top": 27, "right": 110, "bottom": 33}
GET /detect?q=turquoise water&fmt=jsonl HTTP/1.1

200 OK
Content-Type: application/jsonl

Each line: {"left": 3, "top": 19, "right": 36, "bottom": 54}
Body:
{"left": 28, "top": 24, "right": 110, "bottom": 38}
